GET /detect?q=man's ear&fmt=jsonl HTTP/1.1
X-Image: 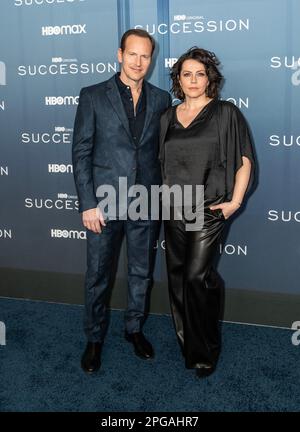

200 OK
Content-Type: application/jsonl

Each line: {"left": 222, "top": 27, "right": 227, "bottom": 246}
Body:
{"left": 117, "top": 48, "right": 123, "bottom": 64}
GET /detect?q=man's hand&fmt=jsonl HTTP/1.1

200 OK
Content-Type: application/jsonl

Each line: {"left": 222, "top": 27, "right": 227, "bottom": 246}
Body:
{"left": 82, "top": 207, "right": 106, "bottom": 233}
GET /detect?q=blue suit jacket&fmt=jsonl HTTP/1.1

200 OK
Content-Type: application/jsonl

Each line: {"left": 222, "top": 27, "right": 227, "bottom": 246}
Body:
{"left": 72, "top": 74, "right": 171, "bottom": 213}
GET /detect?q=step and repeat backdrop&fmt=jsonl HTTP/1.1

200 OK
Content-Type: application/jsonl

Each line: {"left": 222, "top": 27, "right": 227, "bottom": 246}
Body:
{"left": 0, "top": 0, "right": 299, "bottom": 322}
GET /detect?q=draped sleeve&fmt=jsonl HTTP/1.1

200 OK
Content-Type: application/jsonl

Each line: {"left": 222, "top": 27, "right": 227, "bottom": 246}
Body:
{"left": 217, "top": 101, "right": 256, "bottom": 200}
{"left": 159, "top": 106, "right": 174, "bottom": 180}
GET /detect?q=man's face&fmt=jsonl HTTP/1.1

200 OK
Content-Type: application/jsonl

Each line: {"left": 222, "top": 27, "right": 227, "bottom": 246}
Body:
{"left": 118, "top": 35, "right": 152, "bottom": 83}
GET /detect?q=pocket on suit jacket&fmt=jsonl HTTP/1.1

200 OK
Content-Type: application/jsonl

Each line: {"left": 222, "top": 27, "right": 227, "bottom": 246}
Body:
{"left": 92, "top": 163, "right": 112, "bottom": 170}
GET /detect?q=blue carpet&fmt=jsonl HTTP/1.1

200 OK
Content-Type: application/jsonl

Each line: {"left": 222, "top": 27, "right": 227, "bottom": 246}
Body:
{"left": 0, "top": 297, "right": 299, "bottom": 412}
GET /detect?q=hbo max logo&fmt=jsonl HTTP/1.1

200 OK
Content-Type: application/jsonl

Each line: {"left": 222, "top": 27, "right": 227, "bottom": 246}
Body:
{"left": 41, "top": 24, "right": 86, "bottom": 36}
{"left": 48, "top": 164, "right": 73, "bottom": 173}
{"left": 15, "top": 0, "right": 85, "bottom": 5}
{"left": 51, "top": 229, "right": 86, "bottom": 239}
{"left": 45, "top": 96, "right": 79, "bottom": 105}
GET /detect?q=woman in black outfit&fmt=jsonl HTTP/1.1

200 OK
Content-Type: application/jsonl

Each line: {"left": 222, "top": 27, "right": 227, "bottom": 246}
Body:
{"left": 159, "top": 47, "right": 255, "bottom": 378}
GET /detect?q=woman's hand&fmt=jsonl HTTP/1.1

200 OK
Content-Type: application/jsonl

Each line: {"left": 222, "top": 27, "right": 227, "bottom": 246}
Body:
{"left": 209, "top": 200, "right": 241, "bottom": 220}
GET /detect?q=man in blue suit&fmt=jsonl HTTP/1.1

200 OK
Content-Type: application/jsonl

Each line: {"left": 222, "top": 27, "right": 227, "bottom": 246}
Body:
{"left": 72, "top": 29, "right": 171, "bottom": 374}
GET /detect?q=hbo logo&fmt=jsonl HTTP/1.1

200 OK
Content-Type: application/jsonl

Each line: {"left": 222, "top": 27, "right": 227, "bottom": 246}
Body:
{"left": 48, "top": 164, "right": 73, "bottom": 173}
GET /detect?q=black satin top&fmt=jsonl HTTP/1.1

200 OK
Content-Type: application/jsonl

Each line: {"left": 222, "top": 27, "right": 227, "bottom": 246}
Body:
{"left": 164, "top": 99, "right": 226, "bottom": 200}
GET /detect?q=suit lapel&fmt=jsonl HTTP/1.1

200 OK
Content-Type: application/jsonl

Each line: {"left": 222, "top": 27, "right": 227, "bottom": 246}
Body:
{"left": 139, "top": 81, "right": 156, "bottom": 145}
{"left": 105, "top": 76, "right": 157, "bottom": 146}
{"left": 105, "top": 76, "right": 132, "bottom": 141}
{"left": 159, "top": 107, "right": 173, "bottom": 178}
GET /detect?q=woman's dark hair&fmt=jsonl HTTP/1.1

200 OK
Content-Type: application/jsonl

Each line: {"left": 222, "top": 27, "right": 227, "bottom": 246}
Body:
{"left": 120, "top": 29, "right": 155, "bottom": 56}
{"left": 170, "top": 47, "right": 223, "bottom": 100}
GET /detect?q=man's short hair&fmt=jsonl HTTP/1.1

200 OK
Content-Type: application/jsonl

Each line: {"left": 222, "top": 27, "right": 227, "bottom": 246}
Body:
{"left": 120, "top": 29, "right": 155, "bottom": 56}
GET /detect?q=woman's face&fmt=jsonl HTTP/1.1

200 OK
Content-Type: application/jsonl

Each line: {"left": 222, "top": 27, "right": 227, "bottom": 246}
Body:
{"left": 179, "top": 59, "right": 209, "bottom": 100}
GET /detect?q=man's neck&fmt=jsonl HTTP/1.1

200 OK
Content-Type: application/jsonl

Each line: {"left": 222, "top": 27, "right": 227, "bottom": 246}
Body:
{"left": 119, "top": 71, "right": 143, "bottom": 93}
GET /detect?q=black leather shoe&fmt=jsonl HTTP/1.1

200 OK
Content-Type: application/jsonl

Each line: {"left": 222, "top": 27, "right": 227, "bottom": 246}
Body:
{"left": 196, "top": 365, "right": 215, "bottom": 379}
{"left": 81, "top": 342, "right": 102, "bottom": 374}
{"left": 125, "top": 331, "right": 154, "bottom": 359}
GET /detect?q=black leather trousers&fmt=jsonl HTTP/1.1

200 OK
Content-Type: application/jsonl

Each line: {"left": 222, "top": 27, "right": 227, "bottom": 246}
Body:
{"left": 164, "top": 195, "right": 226, "bottom": 369}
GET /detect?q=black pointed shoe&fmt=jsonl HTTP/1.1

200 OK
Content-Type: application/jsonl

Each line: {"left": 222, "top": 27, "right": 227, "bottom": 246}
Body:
{"left": 81, "top": 342, "right": 102, "bottom": 374}
{"left": 125, "top": 331, "right": 154, "bottom": 359}
{"left": 195, "top": 364, "right": 215, "bottom": 379}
